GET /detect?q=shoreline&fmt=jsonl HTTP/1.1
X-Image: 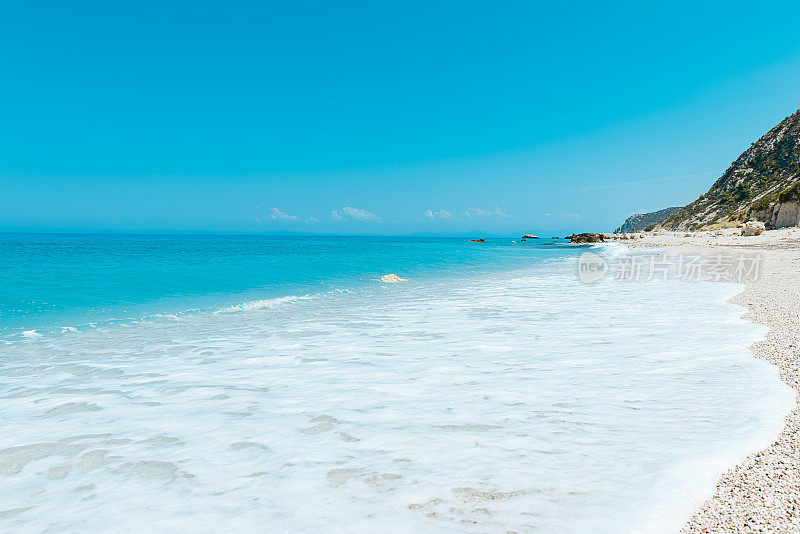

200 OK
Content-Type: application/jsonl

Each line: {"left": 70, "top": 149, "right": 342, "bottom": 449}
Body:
{"left": 628, "top": 229, "right": 800, "bottom": 531}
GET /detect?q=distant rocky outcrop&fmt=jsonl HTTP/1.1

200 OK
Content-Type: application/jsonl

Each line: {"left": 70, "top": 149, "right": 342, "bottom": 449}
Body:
{"left": 567, "top": 233, "right": 604, "bottom": 244}
{"left": 614, "top": 207, "right": 682, "bottom": 233}
{"left": 659, "top": 110, "right": 800, "bottom": 231}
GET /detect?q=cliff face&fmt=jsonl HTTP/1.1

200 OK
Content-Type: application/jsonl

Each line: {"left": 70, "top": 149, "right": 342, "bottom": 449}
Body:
{"left": 614, "top": 207, "right": 681, "bottom": 233}
{"left": 659, "top": 110, "right": 800, "bottom": 231}
{"left": 750, "top": 182, "right": 800, "bottom": 228}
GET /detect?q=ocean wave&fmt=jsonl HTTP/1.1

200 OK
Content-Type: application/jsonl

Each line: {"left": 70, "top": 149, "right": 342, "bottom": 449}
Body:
{"left": 215, "top": 295, "right": 315, "bottom": 313}
{"left": 589, "top": 241, "right": 632, "bottom": 257}
{"left": 11, "top": 292, "right": 345, "bottom": 341}
{"left": 21, "top": 329, "right": 42, "bottom": 338}
{"left": 213, "top": 290, "right": 356, "bottom": 314}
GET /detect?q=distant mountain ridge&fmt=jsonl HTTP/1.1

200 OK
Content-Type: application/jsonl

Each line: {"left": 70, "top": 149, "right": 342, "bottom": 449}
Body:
{"left": 614, "top": 207, "right": 681, "bottom": 233}
{"left": 659, "top": 110, "right": 800, "bottom": 231}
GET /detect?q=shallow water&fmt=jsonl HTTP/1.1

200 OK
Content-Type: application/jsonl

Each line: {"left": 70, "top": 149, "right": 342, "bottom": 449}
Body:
{"left": 0, "top": 236, "right": 793, "bottom": 532}
{"left": 0, "top": 233, "right": 568, "bottom": 337}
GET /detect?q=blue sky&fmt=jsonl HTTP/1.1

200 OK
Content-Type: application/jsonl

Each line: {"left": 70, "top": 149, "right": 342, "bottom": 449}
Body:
{"left": 2, "top": 1, "right": 800, "bottom": 235}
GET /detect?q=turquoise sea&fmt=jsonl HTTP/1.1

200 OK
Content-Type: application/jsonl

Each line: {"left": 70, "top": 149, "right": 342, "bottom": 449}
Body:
{"left": 0, "top": 233, "right": 571, "bottom": 338}
{"left": 0, "top": 233, "right": 793, "bottom": 532}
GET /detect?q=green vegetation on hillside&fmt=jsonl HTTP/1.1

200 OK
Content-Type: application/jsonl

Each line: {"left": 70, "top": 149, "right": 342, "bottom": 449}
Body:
{"left": 658, "top": 109, "right": 800, "bottom": 230}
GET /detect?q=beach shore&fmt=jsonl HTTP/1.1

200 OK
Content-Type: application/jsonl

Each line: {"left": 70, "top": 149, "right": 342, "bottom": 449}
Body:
{"left": 628, "top": 228, "right": 800, "bottom": 532}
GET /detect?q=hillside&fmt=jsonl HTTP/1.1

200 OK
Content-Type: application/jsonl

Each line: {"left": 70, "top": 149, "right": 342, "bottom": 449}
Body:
{"left": 614, "top": 207, "right": 681, "bottom": 233}
{"left": 659, "top": 110, "right": 800, "bottom": 230}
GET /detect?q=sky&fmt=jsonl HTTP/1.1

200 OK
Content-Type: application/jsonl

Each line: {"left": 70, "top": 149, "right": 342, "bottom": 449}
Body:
{"left": 2, "top": 1, "right": 800, "bottom": 235}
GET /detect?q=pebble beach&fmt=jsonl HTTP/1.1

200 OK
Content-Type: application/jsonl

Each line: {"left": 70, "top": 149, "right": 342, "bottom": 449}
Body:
{"left": 629, "top": 228, "right": 800, "bottom": 532}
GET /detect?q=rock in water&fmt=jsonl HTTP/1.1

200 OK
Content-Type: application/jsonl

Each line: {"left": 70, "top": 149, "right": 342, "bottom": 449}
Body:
{"left": 566, "top": 233, "right": 605, "bottom": 244}
{"left": 380, "top": 274, "right": 407, "bottom": 283}
{"left": 742, "top": 221, "right": 765, "bottom": 236}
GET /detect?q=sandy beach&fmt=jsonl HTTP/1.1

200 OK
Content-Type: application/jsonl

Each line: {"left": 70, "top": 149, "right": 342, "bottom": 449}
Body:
{"left": 628, "top": 228, "right": 800, "bottom": 532}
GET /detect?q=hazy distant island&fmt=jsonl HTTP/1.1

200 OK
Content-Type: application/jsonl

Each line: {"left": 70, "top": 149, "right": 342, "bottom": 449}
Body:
{"left": 614, "top": 207, "right": 681, "bottom": 234}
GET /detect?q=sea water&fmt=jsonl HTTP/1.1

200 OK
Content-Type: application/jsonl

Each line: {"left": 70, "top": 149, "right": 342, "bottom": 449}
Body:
{"left": 0, "top": 234, "right": 793, "bottom": 532}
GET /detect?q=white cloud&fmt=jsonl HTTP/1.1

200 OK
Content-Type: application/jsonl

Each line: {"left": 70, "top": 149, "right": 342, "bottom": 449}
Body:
{"left": 465, "top": 207, "right": 490, "bottom": 218}
{"left": 343, "top": 206, "right": 381, "bottom": 222}
{"left": 269, "top": 207, "right": 300, "bottom": 221}
{"left": 333, "top": 206, "right": 381, "bottom": 222}
{"left": 424, "top": 209, "right": 453, "bottom": 219}
{"left": 562, "top": 211, "right": 582, "bottom": 219}
{"left": 465, "top": 207, "right": 510, "bottom": 218}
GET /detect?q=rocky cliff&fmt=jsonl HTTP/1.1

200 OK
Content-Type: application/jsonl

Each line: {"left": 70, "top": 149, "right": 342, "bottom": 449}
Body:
{"left": 659, "top": 110, "right": 800, "bottom": 230}
{"left": 750, "top": 182, "right": 800, "bottom": 229}
{"left": 614, "top": 207, "right": 681, "bottom": 233}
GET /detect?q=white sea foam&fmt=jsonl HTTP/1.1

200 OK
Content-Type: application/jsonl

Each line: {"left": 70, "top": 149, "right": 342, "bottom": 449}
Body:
{"left": 20, "top": 330, "right": 41, "bottom": 339}
{"left": 0, "top": 257, "right": 792, "bottom": 532}
{"left": 590, "top": 241, "right": 634, "bottom": 258}
{"left": 215, "top": 294, "right": 317, "bottom": 313}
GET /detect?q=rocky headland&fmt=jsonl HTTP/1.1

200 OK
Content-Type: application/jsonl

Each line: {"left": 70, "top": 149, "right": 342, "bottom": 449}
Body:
{"left": 658, "top": 110, "right": 800, "bottom": 231}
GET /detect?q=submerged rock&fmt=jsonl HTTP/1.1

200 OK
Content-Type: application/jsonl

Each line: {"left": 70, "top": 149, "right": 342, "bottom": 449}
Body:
{"left": 326, "top": 468, "right": 363, "bottom": 487}
{"left": 130, "top": 460, "right": 179, "bottom": 479}
{"left": 380, "top": 274, "right": 407, "bottom": 283}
